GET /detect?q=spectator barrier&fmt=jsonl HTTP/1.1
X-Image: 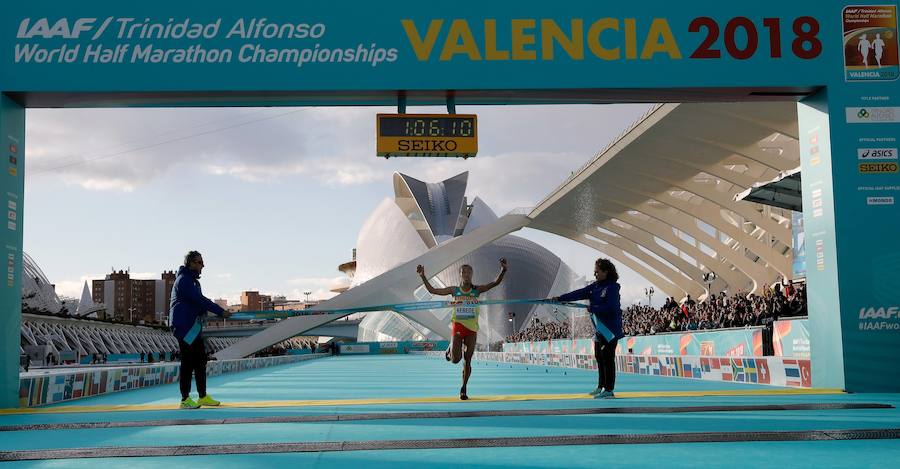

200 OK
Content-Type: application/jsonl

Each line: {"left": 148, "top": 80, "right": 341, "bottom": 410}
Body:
{"left": 621, "top": 328, "right": 763, "bottom": 357}
{"left": 426, "top": 351, "right": 812, "bottom": 388}
{"left": 19, "top": 353, "right": 328, "bottom": 407}
{"left": 504, "top": 327, "right": 764, "bottom": 357}
{"left": 339, "top": 340, "right": 450, "bottom": 355}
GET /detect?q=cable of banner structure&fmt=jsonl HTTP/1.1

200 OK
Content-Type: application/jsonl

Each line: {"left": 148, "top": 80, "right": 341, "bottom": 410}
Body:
{"left": 225, "top": 299, "right": 616, "bottom": 342}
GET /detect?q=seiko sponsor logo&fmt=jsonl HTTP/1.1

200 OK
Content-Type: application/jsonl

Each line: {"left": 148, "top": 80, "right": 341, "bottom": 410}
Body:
{"left": 858, "top": 148, "right": 898, "bottom": 160}
{"left": 859, "top": 306, "right": 900, "bottom": 319}
{"left": 17, "top": 18, "right": 96, "bottom": 39}
{"left": 859, "top": 162, "right": 899, "bottom": 173}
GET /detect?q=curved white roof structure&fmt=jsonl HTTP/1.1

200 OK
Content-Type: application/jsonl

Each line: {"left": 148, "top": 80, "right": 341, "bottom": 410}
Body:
{"left": 528, "top": 102, "right": 798, "bottom": 298}
{"left": 21, "top": 252, "right": 62, "bottom": 314}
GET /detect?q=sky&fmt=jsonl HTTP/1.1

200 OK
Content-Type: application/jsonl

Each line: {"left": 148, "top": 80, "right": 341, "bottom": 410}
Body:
{"left": 23, "top": 103, "right": 668, "bottom": 308}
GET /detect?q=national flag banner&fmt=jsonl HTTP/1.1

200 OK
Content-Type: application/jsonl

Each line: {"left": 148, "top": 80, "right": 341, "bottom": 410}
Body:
{"left": 744, "top": 359, "right": 758, "bottom": 383}
{"left": 700, "top": 357, "right": 711, "bottom": 372}
{"left": 684, "top": 363, "right": 693, "bottom": 378}
{"left": 784, "top": 359, "right": 802, "bottom": 387}
{"left": 757, "top": 359, "right": 771, "bottom": 384}
{"left": 731, "top": 358, "right": 745, "bottom": 382}
{"left": 711, "top": 358, "right": 720, "bottom": 370}
{"left": 800, "top": 360, "right": 812, "bottom": 387}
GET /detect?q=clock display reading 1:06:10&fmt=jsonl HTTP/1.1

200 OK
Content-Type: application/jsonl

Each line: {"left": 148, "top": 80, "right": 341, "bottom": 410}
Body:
{"left": 379, "top": 116, "right": 475, "bottom": 137}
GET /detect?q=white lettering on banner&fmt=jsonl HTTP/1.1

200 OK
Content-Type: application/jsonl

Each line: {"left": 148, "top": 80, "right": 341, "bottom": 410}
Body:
{"left": 859, "top": 322, "right": 900, "bottom": 331}
{"left": 858, "top": 306, "right": 900, "bottom": 319}
{"left": 226, "top": 19, "right": 326, "bottom": 39}
{"left": 17, "top": 18, "right": 96, "bottom": 39}
{"left": 115, "top": 18, "right": 221, "bottom": 39}
{"left": 791, "top": 338, "right": 811, "bottom": 358}
{"left": 11, "top": 17, "right": 399, "bottom": 68}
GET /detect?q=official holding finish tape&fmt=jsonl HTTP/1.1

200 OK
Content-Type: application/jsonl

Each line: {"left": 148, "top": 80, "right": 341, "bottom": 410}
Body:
{"left": 554, "top": 258, "right": 622, "bottom": 399}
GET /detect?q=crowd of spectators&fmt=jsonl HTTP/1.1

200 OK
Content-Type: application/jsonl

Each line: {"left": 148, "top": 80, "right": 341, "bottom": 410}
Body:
{"left": 506, "top": 280, "right": 807, "bottom": 343}
{"left": 504, "top": 315, "right": 595, "bottom": 343}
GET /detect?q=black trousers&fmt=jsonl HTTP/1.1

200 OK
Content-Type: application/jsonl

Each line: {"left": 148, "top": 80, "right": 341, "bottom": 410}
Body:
{"left": 595, "top": 337, "right": 618, "bottom": 391}
{"left": 178, "top": 337, "right": 207, "bottom": 400}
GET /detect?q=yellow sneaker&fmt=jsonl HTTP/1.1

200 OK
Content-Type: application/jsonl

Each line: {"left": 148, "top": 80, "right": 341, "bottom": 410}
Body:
{"left": 180, "top": 397, "right": 200, "bottom": 409}
{"left": 198, "top": 395, "right": 221, "bottom": 407}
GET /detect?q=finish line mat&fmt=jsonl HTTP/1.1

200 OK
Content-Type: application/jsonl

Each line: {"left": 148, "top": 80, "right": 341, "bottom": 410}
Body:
{"left": 0, "top": 388, "right": 846, "bottom": 415}
{"left": 0, "top": 402, "right": 889, "bottom": 432}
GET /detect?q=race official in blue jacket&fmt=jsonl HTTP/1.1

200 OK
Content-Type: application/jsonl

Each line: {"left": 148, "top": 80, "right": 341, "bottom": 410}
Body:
{"left": 554, "top": 258, "right": 622, "bottom": 399}
{"left": 170, "top": 250, "right": 229, "bottom": 409}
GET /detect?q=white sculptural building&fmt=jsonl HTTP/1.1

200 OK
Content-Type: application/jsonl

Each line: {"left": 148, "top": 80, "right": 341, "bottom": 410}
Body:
{"left": 352, "top": 172, "right": 582, "bottom": 344}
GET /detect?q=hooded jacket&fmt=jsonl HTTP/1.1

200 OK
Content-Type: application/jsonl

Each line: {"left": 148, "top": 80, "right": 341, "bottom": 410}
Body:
{"left": 169, "top": 265, "right": 226, "bottom": 342}
{"left": 558, "top": 279, "right": 623, "bottom": 339}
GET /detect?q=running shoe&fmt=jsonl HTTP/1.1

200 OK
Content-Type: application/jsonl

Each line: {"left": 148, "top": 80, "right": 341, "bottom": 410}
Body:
{"left": 596, "top": 390, "right": 616, "bottom": 399}
{"left": 198, "top": 395, "right": 221, "bottom": 407}
{"left": 589, "top": 386, "right": 604, "bottom": 396}
{"left": 180, "top": 397, "right": 201, "bottom": 409}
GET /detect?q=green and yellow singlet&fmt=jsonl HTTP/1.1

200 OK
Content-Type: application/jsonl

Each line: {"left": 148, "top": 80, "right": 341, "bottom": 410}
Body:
{"left": 451, "top": 286, "right": 480, "bottom": 331}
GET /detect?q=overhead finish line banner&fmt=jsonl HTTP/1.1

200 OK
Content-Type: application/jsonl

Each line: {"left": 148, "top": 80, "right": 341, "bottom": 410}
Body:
{"left": 0, "top": 1, "right": 899, "bottom": 398}
{"left": 0, "top": 0, "right": 857, "bottom": 94}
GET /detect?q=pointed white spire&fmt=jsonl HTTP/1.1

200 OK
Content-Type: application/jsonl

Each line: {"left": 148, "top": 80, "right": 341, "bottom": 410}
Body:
{"left": 75, "top": 281, "right": 93, "bottom": 316}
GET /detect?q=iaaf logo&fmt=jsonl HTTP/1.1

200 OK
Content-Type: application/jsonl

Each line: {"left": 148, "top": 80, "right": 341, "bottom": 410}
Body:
{"left": 17, "top": 18, "right": 98, "bottom": 39}
{"left": 859, "top": 306, "right": 900, "bottom": 319}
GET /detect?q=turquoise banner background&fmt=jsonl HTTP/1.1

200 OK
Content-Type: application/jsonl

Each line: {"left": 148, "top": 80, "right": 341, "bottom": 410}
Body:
{"left": 791, "top": 211, "right": 807, "bottom": 279}
{"left": 0, "top": 1, "right": 847, "bottom": 95}
{"left": 0, "top": 95, "right": 23, "bottom": 409}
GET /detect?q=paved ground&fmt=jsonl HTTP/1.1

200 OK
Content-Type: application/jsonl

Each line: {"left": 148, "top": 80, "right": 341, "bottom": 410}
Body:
{"left": 2, "top": 355, "right": 898, "bottom": 468}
